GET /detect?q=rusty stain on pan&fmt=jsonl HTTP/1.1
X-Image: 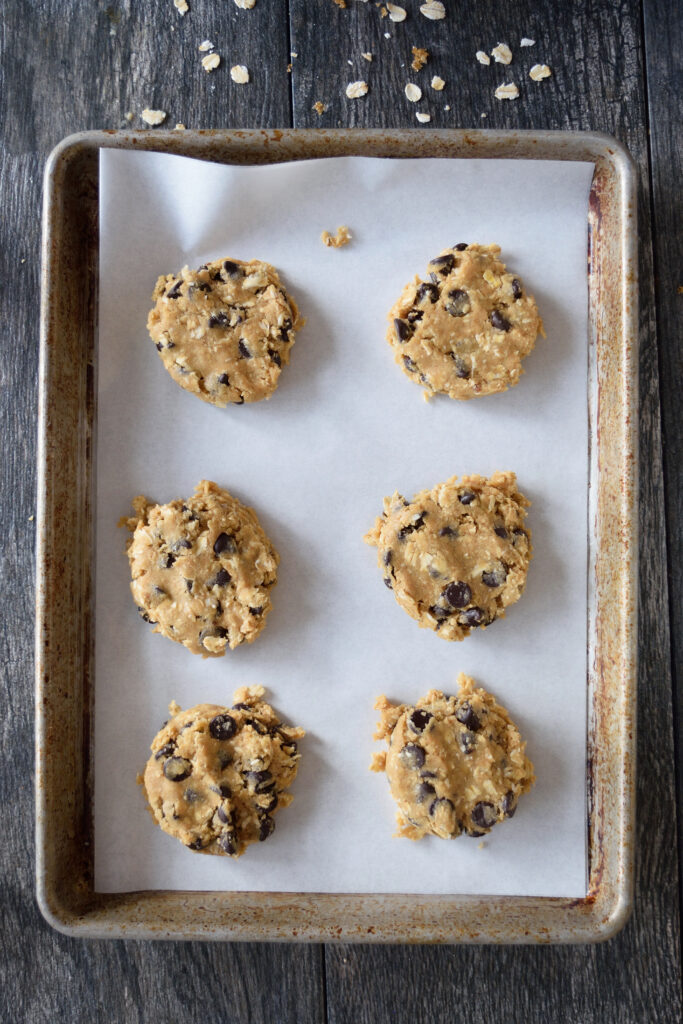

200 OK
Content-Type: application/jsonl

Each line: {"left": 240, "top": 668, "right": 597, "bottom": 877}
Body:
{"left": 36, "top": 129, "right": 638, "bottom": 943}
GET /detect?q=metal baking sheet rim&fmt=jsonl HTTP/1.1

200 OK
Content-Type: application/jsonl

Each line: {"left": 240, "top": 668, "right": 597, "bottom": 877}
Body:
{"left": 35, "top": 128, "right": 638, "bottom": 944}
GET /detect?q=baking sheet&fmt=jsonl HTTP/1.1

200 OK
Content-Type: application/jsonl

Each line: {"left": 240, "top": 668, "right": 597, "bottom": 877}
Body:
{"left": 95, "top": 150, "right": 593, "bottom": 896}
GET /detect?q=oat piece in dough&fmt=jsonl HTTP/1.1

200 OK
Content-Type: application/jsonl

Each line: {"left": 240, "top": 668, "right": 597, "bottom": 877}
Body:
{"left": 387, "top": 243, "right": 543, "bottom": 399}
{"left": 142, "top": 686, "right": 304, "bottom": 856}
{"left": 123, "top": 480, "right": 278, "bottom": 657}
{"left": 147, "top": 257, "right": 303, "bottom": 406}
{"left": 371, "top": 674, "right": 535, "bottom": 839}
{"left": 364, "top": 472, "right": 532, "bottom": 641}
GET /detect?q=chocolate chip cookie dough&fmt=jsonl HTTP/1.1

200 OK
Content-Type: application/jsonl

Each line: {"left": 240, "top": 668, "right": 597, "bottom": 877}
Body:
{"left": 371, "top": 674, "right": 535, "bottom": 840}
{"left": 387, "top": 244, "right": 543, "bottom": 399}
{"left": 364, "top": 472, "right": 532, "bottom": 641}
{"left": 147, "top": 257, "right": 304, "bottom": 406}
{"left": 123, "top": 479, "right": 278, "bottom": 657}
{"left": 142, "top": 686, "right": 304, "bottom": 856}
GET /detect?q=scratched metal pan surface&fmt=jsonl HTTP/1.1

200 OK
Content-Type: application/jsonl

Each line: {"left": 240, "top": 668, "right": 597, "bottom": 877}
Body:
{"left": 36, "top": 129, "right": 637, "bottom": 943}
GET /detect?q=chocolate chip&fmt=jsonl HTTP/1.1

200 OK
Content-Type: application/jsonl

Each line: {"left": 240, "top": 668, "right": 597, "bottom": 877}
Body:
{"left": 459, "top": 491, "right": 476, "bottom": 505}
{"left": 429, "top": 796, "right": 456, "bottom": 819}
{"left": 490, "top": 310, "right": 511, "bottom": 331}
{"left": 429, "top": 253, "right": 455, "bottom": 274}
{"left": 471, "top": 801, "right": 497, "bottom": 829}
{"left": 212, "top": 568, "right": 232, "bottom": 587}
{"left": 268, "top": 348, "right": 282, "bottom": 366}
{"left": 232, "top": 702, "right": 251, "bottom": 711}
{"left": 249, "top": 605, "right": 263, "bottom": 616}
{"left": 494, "top": 525, "right": 508, "bottom": 539}
{"left": 417, "top": 781, "right": 436, "bottom": 803}
{"left": 172, "top": 538, "right": 192, "bottom": 551}
{"left": 154, "top": 741, "right": 176, "bottom": 760}
{"left": 197, "top": 282, "right": 212, "bottom": 293}
{"left": 399, "top": 743, "right": 426, "bottom": 770}
{"left": 416, "top": 282, "right": 439, "bottom": 304}
{"left": 184, "top": 787, "right": 200, "bottom": 804}
{"left": 383, "top": 576, "right": 393, "bottom": 589}
{"left": 262, "top": 790, "right": 279, "bottom": 814}
{"left": 502, "top": 791, "right": 517, "bottom": 818}
{"left": 406, "top": 308, "right": 424, "bottom": 324}
{"left": 482, "top": 563, "right": 508, "bottom": 588}
{"left": 459, "top": 606, "right": 485, "bottom": 627}
{"left": 383, "top": 550, "right": 393, "bottom": 566}
{"left": 184, "top": 578, "right": 193, "bottom": 593}
{"left": 223, "top": 260, "right": 242, "bottom": 279}
{"left": 513, "top": 528, "right": 528, "bottom": 544}
{"left": 452, "top": 355, "right": 471, "bottom": 379}
{"left": 216, "top": 805, "right": 230, "bottom": 824}
{"left": 398, "top": 514, "right": 427, "bottom": 540}
{"left": 160, "top": 552, "right": 176, "bottom": 569}
{"left": 394, "top": 318, "right": 414, "bottom": 342}
{"left": 209, "top": 714, "right": 237, "bottom": 740}
{"left": 166, "top": 280, "right": 183, "bottom": 299}
{"left": 217, "top": 373, "right": 230, "bottom": 386}
{"left": 213, "top": 532, "right": 236, "bottom": 555}
{"left": 137, "top": 607, "right": 153, "bottom": 623}
{"left": 218, "top": 831, "right": 238, "bottom": 855}
{"left": 511, "top": 278, "right": 523, "bottom": 300}
{"left": 280, "top": 738, "right": 298, "bottom": 757}
{"left": 199, "top": 625, "right": 229, "bottom": 647}
{"left": 439, "top": 526, "right": 458, "bottom": 538}
{"left": 460, "top": 730, "right": 477, "bottom": 755}
{"left": 244, "top": 717, "right": 269, "bottom": 736}
{"left": 187, "top": 838, "right": 204, "bottom": 850}
{"left": 155, "top": 342, "right": 163, "bottom": 351}
{"left": 244, "top": 770, "right": 274, "bottom": 793}
{"left": 403, "top": 355, "right": 418, "bottom": 373}
{"left": 218, "top": 750, "right": 232, "bottom": 770}
{"left": 208, "top": 312, "right": 229, "bottom": 328}
{"left": 429, "top": 604, "right": 454, "bottom": 621}
{"left": 454, "top": 242, "right": 468, "bottom": 251}
{"left": 455, "top": 702, "right": 481, "bottom": 731}
{"left": 408, "top": 709, "right": 434, "bottom": 734}
{"left": 445, "top": 288, "right": 470, "bottom": 317}
{"left": 443, "top": 581, "right": 471, "bottom": 608}
{"left": 163, "top": 757, "right": 193, "bottom": 782}
{"left": 238, "top": 340, "right": 252, "bottom": 358}
{"left": 420, "top": 769, "right": 437, "bottom": 779}
{"left": 259, "top": 815, "right": 276, "bottom": 841}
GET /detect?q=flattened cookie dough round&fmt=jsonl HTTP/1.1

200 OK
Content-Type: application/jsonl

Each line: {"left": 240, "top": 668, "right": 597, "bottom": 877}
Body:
{"left": 142, "top": 686, "right": 304, "bottom": 857}
{"left": 123, "top": 479, "right": 278, "bottom": 657}
{"left": 371, "top": 674, "right": 535, "bottom": 839}
{"left": 387, "top": 243, "right": 543, "bottom": 399}
{"left": 364, "top": 471, "right": 532, "bottom": 641}
{"left": 147, "top": 257, "right": 304, "bottom": 406}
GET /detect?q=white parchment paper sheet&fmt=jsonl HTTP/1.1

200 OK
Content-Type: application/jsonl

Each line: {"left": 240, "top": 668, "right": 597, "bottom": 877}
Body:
{"left": 95, "top": 150, "right": 593, "bottom": 896}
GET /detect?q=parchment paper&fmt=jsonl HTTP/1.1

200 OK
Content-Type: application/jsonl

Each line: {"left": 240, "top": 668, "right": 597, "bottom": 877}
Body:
{"left": 95, "top": 149, "right": 594, "bottom": 896}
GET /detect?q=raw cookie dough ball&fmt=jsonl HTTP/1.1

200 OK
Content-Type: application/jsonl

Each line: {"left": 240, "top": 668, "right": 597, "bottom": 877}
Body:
{"left": 364, "top": 472, "right": 532, "bottom": 641}
{"left": 387, "top": 243, "right": 543, "bottom": 399}
{"left": 123, "top": 479, "right": 278, "bottom": 657}
{"left": 371, "top": 674, "right": 535, "bottom": 839}
{"left": 142, "top": 686, "right": 304, "bottom": 856}
{"left": 147, "top": 257, "right": 304, "bottom": 406}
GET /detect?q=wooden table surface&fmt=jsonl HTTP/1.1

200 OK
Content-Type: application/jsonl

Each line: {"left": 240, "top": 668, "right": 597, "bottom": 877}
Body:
{"left": 2, "top": 1, "right": 681, "bottom": 1021}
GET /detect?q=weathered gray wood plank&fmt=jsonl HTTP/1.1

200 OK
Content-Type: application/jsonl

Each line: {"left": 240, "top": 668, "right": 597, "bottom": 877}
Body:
{"left": 287, "top": 1, "right": 681, "bottom": 1020}
{"left": 643, "top": 0, "right": 683, "bottom": 926}
{"left": 0, "top": 3, "right": 324, "bottom": 1023}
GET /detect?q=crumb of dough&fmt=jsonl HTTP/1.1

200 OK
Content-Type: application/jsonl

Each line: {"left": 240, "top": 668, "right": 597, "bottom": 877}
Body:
{"left": 476, "top": 50, "right": 491, "bottom": 65}
{"left": 234, "top": 0, "right": 256, "bottom": 8}
{"left": 173, "top": 0, "right": 189, "bottom": 13}
{"left": 346, "top": 80, "right": 369, "bottom": 98}
{"left": 529, "top": 63, "right": 552, "bottom": 81}
{"left": 494, "top": 82, "right": 519, "bottom": 100}
{"left": 431, "top": 75, "right": 445, "bottom": 90}
{"left": 362, "top": 52, "right": 373, "bottom": 61}
{"left": 321, "top": 225, "right": 352, "bottom": 248}
{"left": 387, "top": 3, "right": 406, "bottom": 21}
{"left": 230, "top": 64, "right": 250, "bottom": 83}
{"left": 174, "top": 123, "right": 186, "bottom": 130}
{"left": 124, "top": 111, "right": 134, "bottom": 122}
{"left": 312, "top": 100, "right": 327, "bottom": 115}
{"left": 198, "top": 40, "right": 214, "bottom": 51}
{"left": 333, "top": 0, "right": 347, "bottom": 7}
{"left": 405, "top": 83, "right": 422, "bottom": 102}
{"left": 141, "top": 108, "right": 167, "bottom": 126}
{"left": 520, "top": 37, "right": 535, "bottom": 47}
{"left": 416, "top": 112, "right": 431, "bottom": 123}
{"left": 411, "top": 46, "right": 429, "bottom": 71}
{"left": 491, "top": 42, "right": 512, "bottom": 65}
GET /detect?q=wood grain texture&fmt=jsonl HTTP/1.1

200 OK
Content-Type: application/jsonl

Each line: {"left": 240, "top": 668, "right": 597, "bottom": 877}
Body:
{"left": 0, "top": 0, "right": 680, "bottom": 1020}
{"left": 643, "top": 0, "right": 683, "bottom": 924}
{"left": 0, "top": 3, "right": 322, "bottom": 1023}
{"left": 288, "top": 1, "right": 682, "bottom": 1021}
